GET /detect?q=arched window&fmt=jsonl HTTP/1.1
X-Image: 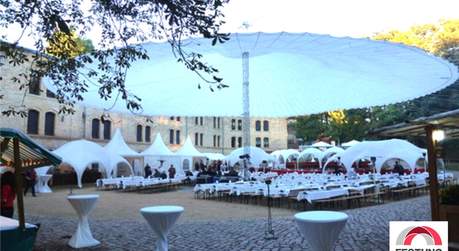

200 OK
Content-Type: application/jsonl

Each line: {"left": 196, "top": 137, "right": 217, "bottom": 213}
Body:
{"left": 103, "top": 120, "right": 111, "bottom": 140}
{"left": 255, "top": 137, "right": 261, "bottom": 147}
{"left": 137, "top": 125, "right": 143, "bottom": 142}
{"left": 195, "top": 132, "right": 199, "bottom": 145}
{"left": 200, "top": 133, "right": 204, "bottom": 146}
{"left": 213, "top": 135, "right": 216, "bottom": 147}
{"left": 263, "top": 120, "right": 269, "bottom": 131}
{"left": 29, "top": 77, "right": 40, "bottom": 95}
{"left": 176, "top": 130, "right": 180, "bottom": 144}
{"left": 255, "top": 120, "right": 261, "bottom": 131}
{"left": 237, "top": 137, "right": 242, "bottom": 147}
{"left": 195, "top": 117, "right": 199, "bottom": 125}
{"left": 169, "top": 129, "right": 174, "bottom": 144}
{"left": 27, "top": 109, "right": 39, "bottom": 134}
{"left": 237, "top": 120, "right": 242, "bottom": 130}
{"left": 44, "top": 112, "right": 55, "bottom": 136}
{"left": 213, "top": 117, "right": 216, "bottom": 128}
{"left": 200, "top": 117, "right": 203, "bottom": 125}
{"left": 263, "top": 137, "right": 269, "bottom": 148}
{"left": 91, "top": 119, "right": 100, "bottom": 139}
{"left": 145, "top": 126, "right": 151, "bottom": 142}
{"left": 231, "top": 119, "right": 236, "bottom": 130}
{"left": 231, "top": 137, "right": 236, "bottom": 148}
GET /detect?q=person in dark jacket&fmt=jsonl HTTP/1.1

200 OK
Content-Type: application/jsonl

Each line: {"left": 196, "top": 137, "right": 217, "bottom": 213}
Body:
{"left": 144, "top": 164, "right": 152, "bottom": 178}
{"left": 23, "top": 169, "right": 37, "bottom": 197}
{"left": 393, "top": 161, "right": 404, "bottom": 175}
{"left": 168, "top": 165, "right": 176, "bottom": 179}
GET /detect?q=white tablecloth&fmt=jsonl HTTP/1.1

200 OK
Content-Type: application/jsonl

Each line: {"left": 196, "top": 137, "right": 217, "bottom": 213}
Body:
{"left": 295, "top": 211, "right": 348, "bottom": 251}
{"left": 141, "top": 205, "right": 184, "bottom": 251}
{"left": 297, "top": 189, "right": 348, "bottom": 203}
{"left": 0, "top": 216, "right": 37, "bottom": 231}
{"left": 67, "top": 194, "right": 100, "bottom": 248}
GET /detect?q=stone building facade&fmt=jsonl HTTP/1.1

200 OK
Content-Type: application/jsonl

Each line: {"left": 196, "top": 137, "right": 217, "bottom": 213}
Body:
{"left": 0, "top": 48, "right": 288, "bottom": 154}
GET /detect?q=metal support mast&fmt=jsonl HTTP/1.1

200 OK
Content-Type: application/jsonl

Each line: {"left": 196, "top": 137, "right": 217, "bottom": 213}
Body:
{"left": 242, "top": 51, "right": 251, "bottom": 180}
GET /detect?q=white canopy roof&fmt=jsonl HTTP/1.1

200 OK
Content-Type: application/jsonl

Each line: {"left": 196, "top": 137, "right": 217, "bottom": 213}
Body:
{"left": 324, "top": 139, "right": 426, "bottom": 173}
{"left": 53, "top": 139, "right": 131, "bottom": 187}
{"left": 203, "top": 152, "right": 226, "bottom": 161}
{"left": 104, "top": 128, "right": 139, "bottom": 157}
{"left": 45, "top": 33, "right": 458, "bottom": 117}
{"left": 341, "top": 140, "right": 360, "bottom": 147}
{"left": 141, "top": 133, "right": 175, "bottom": 156}
{"left": 322, "top": 146, "right": 345, "bottom": 159}
{"left": 270, "top": 149, "right": 299, "bottom": 161}
{"left": 224, "top": 146, "right": 275, "bottom": 166}
{"left": 299, "top": 148, "right": 325, "bottom": 160}
{"left": 175, "top": 136, "right": 205, "bottom": 157}
{"left": 311, "top": 141, "right": 333, "bottom": 148}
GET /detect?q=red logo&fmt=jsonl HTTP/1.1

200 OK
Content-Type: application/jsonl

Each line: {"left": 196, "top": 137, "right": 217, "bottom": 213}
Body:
{"left": 396, "top": 226, "right": 442, "bottom": 246}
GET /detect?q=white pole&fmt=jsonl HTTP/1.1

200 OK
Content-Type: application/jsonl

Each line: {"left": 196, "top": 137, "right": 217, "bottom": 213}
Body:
{"left": 242, "top": 51, "right": 250, "bottom": 180}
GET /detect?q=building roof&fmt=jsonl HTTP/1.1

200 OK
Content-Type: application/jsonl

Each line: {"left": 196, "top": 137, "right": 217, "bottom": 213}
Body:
{"left": 370, "top": 109, "right": 459, "bottom": 138}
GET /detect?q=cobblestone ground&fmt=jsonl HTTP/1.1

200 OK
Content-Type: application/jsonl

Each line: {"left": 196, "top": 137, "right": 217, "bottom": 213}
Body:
{"left": 31, "top": 196, "right": 430, "bottom": 251}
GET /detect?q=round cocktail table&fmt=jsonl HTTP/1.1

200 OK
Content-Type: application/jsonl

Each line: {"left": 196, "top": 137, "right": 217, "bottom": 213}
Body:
{"left": 35, "top": 174, "right": 53, "bottom": 193}
{"left": 294, "top": 211, "right": 348, "bottom": 251}
{"left": 67, "top": 194, "right": 100, "bottom": 248}
{"left": 140, "top": 205, "right": 184, "bottom": 251}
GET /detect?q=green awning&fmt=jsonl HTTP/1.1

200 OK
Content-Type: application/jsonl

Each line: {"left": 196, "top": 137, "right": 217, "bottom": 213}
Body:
{"left": 0, "top": 128, "right": 62, "bottom": 169}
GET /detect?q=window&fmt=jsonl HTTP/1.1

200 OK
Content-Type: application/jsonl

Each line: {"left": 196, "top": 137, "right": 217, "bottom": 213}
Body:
{"left": 263, "top": 120, "right": 269, "bottom": 131}
{"left": 44, "top": 112, "right": 55, "bottom": 136}
{"left": 170, "top": 116, "right": 174, "bottom": 120}
{"left": 213, "top": 135, "right": 216, "bottom": 147}
{"left": 27, "top": 109, "right": 39, "bottom": 134}
{"left": 145, "top": 126, "right": 151, "bottom": 142}
{"left": 200, "top": 117, "right": 203, "bottom": 126}
{"left": 103, "top": 120, "right": 111, "bottom": 140}
{"left": 91, "top": 119, "right": 100, "bottom": 139}
{"left": 213, "top": 117, "right": 216, "bottom": 128}
{"left": 255, "top": 120, "right": 261, "bottom": 131}
{"left": 136, "top": 125, "right": 143, "bottom": 142}
{"left": 176, "top": 116, "right": 181, "bottom": 121}
{"left": 195, "top": 117, "right": 199, "bottom": 125}
{"left": 169, "top": 129, "right": 174, "bottom": 144}
{"left": 263, "top": 137, "right": 269, "bottom": 148}
{"left": 195, "top": 133, "right": 199, "bottom": 146}
{"left": 237, "top": 120, "right": 242, "bottom": 131}
{"left": 255, "top": 137, "right": 261, "bottom": 147}
{"left": 231, "top": 137, "right": 236, "bottom": 148}
{"left": 231, "top": 119, "right": 236, "bottom": 130}
{"left": 29, "top": 76, "right": 40, "bottom": 95}
{"left": 217, "top": 136, "right": 221, "bottom": 147}
{"left": 237, "top": 137, "right": 242, "bottom": 147}
{"left": 46, "top": 90, "right": 56, "bottom": 98}
{"left": 176, "top": 130, "right": 180, "bottom": 144}
{"left": 217, "top": 118, "right": 221, "bottom": 129}
{"left": 200, "top": 133, "right": 203, "bottom": 146}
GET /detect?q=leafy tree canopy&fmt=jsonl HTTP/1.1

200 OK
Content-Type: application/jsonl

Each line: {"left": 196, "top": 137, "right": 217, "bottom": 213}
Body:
{"left": 0, "top": 0, "right": 229, "bottom": 116}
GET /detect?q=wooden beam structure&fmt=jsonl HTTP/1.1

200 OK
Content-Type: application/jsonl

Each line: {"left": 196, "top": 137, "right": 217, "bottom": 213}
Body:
{"left": 13, "top": 137, "right": 26, "bottom": 229}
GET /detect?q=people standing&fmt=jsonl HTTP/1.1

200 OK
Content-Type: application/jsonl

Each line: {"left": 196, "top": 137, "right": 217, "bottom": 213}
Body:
{"left": 393, "top": 161, "right": 404, "bottom": 176}
{"left": 144, "top": 164, "right": 152, "bottom": 178}
{"left": 1, "top": 171, "right": 16, "bottom": 218}
{"left": 168, "top": 165, "right": 176, "bottom": 179}
{"left": 23, "top": 169, "right": 37, "bottom": 197}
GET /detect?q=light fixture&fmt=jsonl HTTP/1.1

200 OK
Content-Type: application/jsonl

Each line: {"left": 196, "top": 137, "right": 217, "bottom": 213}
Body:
{"left": 432, "top": 129, "right": 445, "bottom": 142}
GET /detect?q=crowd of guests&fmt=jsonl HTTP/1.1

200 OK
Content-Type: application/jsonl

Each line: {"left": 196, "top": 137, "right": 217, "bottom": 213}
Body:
{"left": 143, "top": 164, "right": 176, "bottom": 179}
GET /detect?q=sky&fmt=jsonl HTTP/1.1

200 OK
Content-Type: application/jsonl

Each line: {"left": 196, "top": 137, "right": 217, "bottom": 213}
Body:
{"left": 1, "top": 0, "right": 459, "bottom": 49}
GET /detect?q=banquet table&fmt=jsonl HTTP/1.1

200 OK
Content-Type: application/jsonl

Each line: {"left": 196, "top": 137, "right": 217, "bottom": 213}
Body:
{"left": 294, "top": 211, "right": 348, "bottom": 251}
{"left": 297, "top": 188, "right": 349, "bottom": 203}
{"left": 35, "top": 174, "right": 53, "bottom": 193}
{"left": 67, "top": 194, "right": 100, "bottom": 248}
{"left": 0, "top": 216, "right": 38, "bottom": 251}
{"left": 140, "top": 205, "right": 184, "bottom": 251}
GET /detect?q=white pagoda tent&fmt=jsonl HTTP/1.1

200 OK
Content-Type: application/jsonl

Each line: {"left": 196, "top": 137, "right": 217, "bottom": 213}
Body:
{"left": 142, "top": 133, "right": 176, "bottom": 173}
{"left": 174, "top": 135, "right": 205, "bottom": 173}
{"left": 104, "top": 128, "right": 141, "bottom": 175}
{"left": 341, "top": 139, "right": 360, "bottom": 148}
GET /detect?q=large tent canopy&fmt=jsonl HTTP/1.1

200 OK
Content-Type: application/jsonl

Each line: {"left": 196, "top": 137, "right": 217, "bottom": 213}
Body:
{"left": 44, "top": 33, "right": 458, "bottom": 117}
{"left": 203, "top": 152, "right": 226, "bottom": 161}
{"left": 299, "top": 148, "right": 325, "bottom": 161}
{"left": 174, "top": 136, "right": 205, "bottom": 174}
{"left": 142, "top": 133, "right": 176, "bottom": 173}
{"left": 104, "top": 128, "right": 140, "bottom": 157}
{"left": 270, "top": 149, "right": 299, "bottom": 166}
{"left": 224, "top": 146, "right": 274, "bottom": 167}
{"left": 341, "top": 140, "right": 360, "bottom": 148}
{"left": 324, "top": 139, "right": 426, "bottom": 173}
{"left": 53, "top": 140, "right": 131, "bottom": 187}
{"left": 322, "top": 146, "right": 345, "bottom": 161}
